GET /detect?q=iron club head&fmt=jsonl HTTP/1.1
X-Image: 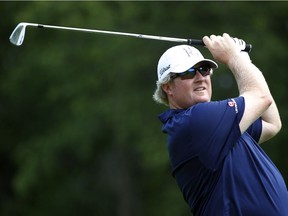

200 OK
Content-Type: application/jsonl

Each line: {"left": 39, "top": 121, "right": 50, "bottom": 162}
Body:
{"left": 9, "top": 22, "right": 38, "bottom": 46}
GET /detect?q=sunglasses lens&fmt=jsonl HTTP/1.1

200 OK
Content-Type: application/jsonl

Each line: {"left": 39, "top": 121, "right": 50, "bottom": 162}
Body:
{"left": 181, "top": 67, "right": 210, "bottom": 79}
{"left": 171, "top": 66, "right": 211, "bottom": 80}
{"left": 180, "top": 72, "right": 196, "bottom": 79}
{"left": 198, "top": 67, "right": 211, "bottom": 76}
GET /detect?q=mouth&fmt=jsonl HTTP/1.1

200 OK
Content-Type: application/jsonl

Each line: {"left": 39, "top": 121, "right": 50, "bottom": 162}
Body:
{"left": 194, "top": 87, "right": 206, "bottom": 92}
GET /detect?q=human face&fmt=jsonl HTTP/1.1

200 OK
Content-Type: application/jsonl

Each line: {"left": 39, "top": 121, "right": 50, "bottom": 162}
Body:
{"left": 163, "top": 66, "right": 212, "bottom": 109}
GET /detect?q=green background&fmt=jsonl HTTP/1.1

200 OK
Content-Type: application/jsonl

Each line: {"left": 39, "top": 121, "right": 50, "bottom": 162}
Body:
{"left": 1, "top": 2, "right": 287, "bottom": 216}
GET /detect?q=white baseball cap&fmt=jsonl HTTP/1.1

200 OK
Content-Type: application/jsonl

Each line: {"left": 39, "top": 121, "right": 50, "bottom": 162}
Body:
{"left": 157, "top": 45, "right": 218, "bottom": 82}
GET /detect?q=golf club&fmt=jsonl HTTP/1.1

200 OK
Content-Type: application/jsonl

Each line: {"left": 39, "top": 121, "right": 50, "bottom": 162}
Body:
{"left": 9, "top": 22, "right": 252, "bottom": 52}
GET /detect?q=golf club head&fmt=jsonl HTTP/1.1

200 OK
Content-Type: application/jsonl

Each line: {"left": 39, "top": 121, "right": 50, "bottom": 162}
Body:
{"left": 9, "top": 22, "right": 39, "bottom": 46}
{"left": 9, "top": 23, "right": 28, "bottom": 46}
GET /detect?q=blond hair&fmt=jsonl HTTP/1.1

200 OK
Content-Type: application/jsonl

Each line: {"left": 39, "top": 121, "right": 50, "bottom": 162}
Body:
{"left": 152, "top": 74, "right": 172, "bottom": 106}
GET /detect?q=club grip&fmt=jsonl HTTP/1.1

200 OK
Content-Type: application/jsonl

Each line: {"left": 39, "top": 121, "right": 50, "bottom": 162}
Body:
{"left": 187, "top": 39, "right": 252, "bottom": 52}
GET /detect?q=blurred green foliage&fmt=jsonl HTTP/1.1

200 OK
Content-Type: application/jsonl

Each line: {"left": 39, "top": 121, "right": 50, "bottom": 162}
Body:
{"left": 0, "top": 2, "right": 287, "bottom": 216}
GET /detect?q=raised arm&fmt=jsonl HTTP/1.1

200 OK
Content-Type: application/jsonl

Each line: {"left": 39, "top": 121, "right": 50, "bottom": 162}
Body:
{"left": 203, "top": 33, "right": 280, "bottom": 140}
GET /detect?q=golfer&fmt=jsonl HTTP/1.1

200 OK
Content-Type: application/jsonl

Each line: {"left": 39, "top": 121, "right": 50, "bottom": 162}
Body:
{"left": 153, "top": 33, "right": 288, "bottom": 215}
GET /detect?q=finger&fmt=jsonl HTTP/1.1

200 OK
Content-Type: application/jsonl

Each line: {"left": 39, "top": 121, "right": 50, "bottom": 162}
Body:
{"left": 202, "top": 35, "right": 211, "bottom": 45}
{"left": 223, "top": 33, "right": 230, "bottom": 38}
{"left": 209, "top": 34, "right": 217, "bottom": 40}
{"left": 203, "top": 35, "right": 215, "bottom": 47}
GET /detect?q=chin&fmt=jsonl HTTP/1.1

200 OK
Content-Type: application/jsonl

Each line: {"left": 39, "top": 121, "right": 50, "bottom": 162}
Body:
{"left": 195, "top": 96, "right": 211, "bottom": 103}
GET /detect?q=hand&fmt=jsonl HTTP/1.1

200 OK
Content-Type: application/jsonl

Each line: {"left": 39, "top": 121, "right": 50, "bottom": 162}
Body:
{"left": 203, "top": 33, "right": 251, "bottom": 64}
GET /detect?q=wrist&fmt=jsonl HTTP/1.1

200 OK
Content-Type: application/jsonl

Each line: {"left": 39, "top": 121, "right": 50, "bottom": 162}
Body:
{"left": 227, "top": 52, "right": 251, "bottom": 71}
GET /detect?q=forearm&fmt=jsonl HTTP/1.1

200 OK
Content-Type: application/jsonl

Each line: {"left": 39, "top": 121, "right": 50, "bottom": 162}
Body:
{"left": 227, "top": 53, "right": 275, "bottom": 133}
{"left": 227, "top": 53, "right": 271, "bottom": 99}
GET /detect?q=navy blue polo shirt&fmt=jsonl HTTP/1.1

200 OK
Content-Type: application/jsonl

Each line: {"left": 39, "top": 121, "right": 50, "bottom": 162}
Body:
{"left": 159, "top": 97, "right": 288, "bottom": 216}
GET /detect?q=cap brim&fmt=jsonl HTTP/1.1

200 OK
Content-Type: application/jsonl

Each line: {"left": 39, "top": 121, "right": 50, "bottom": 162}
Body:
{"left": 195, "top": 59, "right": 218, "bottom": 69}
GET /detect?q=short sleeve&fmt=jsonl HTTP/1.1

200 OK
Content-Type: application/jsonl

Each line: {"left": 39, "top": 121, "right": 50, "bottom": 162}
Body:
{"left": 167, "top": 97, "right": 245, "bottom": 171}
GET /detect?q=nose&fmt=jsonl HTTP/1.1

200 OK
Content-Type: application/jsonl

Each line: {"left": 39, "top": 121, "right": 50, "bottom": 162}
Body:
{"left": 194, "top": 71, "right": 205, "bottom": 81}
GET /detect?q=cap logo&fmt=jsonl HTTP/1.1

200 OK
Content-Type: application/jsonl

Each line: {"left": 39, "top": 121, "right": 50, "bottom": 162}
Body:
{"left": 159, "top": 64, "right": 170, "bottom": 77}
{"left": 183, "top": 47, "right": 201, "bottom": 58}
{"left": 184, "top": 47, "right": 192, "bottom": 57}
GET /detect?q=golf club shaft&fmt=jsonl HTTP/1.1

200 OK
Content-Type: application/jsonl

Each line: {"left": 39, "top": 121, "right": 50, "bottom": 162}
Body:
{"left": 10, "top": 22, "right": 252, "bottom": 52}
{"left": 41, "top": 24, "right": 252, "bottom": 52}
{"left": 38, "top": 23, "right": 190, "bottom": 43}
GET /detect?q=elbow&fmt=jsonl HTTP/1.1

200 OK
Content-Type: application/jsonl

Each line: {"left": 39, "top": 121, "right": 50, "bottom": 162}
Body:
{"left": 265, "top": 94, "right": 282, "bottom": 134}
{"left": 274, "top": 116, "right": 282, "bottom": 134}
{"left": 259, "top": 92, "right": 273, "bottom": 112}
{"left": 245, "top": 89, "right": 273, "bottom": 109}
{"left": 264, "top": 94, "right": 273, "bottom": 108}
{"left": 270, "top": 119, "right": 282, "bottom": 140}
{"left": 277, "top": 122, "right": 282, "bottom": 134}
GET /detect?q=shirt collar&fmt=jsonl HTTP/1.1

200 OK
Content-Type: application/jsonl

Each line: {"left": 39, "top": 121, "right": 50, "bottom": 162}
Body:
{"left": 158, "top": 109, "right": 185, "bottom": 123}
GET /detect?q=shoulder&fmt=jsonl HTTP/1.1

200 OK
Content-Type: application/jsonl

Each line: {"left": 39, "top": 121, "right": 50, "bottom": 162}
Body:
{"left": 186, "top": 97, "right": 245, "bottom": 119}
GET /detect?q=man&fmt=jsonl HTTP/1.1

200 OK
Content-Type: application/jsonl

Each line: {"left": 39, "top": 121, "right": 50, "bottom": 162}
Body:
{"left": 153, "top": 33, "right": 288, "bottom": 215}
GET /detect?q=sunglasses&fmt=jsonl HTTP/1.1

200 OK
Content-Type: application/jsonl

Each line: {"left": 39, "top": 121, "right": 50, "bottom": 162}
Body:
{"left": 171, "top": 66, "right": 212, "bottom": 80}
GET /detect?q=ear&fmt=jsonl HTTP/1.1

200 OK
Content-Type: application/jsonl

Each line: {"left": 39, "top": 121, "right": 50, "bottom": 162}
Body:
{"left": 162, "top": 83, "right": 173, "bottom": 96}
